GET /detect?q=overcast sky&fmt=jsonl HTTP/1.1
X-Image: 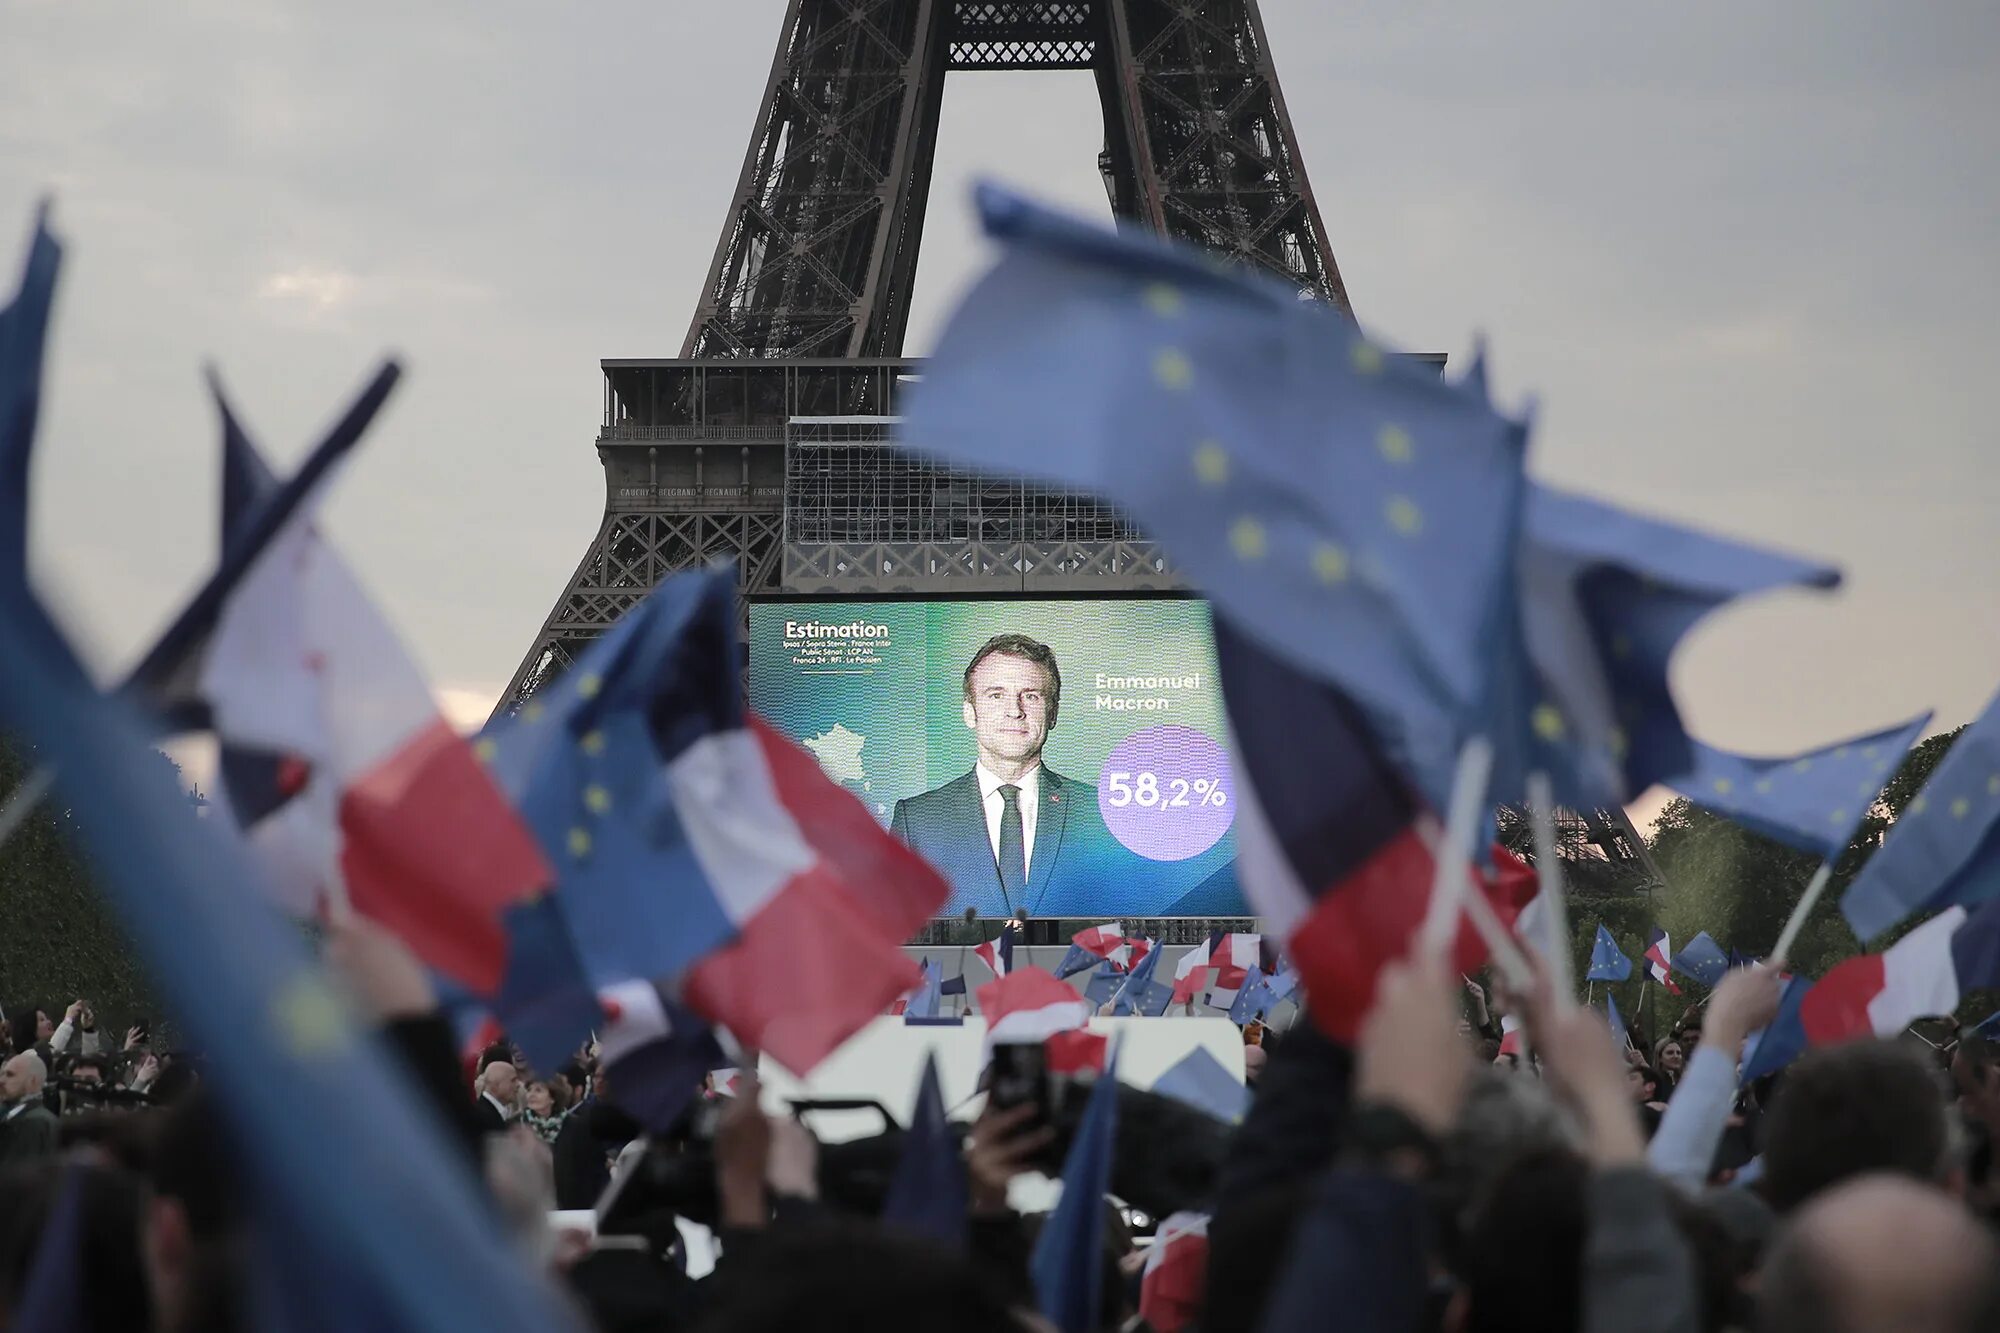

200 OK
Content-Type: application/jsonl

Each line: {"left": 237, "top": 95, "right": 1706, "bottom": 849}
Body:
{"left": 4, "top": 1, "right": 1996, "bottom": 807}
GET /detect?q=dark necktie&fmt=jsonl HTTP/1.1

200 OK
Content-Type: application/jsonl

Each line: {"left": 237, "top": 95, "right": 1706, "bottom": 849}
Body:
{"left": 997, "top": 783, "right": 1026, "bottom": 910}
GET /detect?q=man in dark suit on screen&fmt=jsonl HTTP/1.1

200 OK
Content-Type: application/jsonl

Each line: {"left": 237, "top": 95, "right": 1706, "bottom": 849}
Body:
{"left": 890, "top": 632, "right": 1103, "bottom": 919}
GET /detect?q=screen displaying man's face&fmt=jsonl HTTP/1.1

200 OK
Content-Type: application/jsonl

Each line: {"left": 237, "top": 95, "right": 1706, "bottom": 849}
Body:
{"left": 962, "top": 651, "right": 1053, "bottom": 768}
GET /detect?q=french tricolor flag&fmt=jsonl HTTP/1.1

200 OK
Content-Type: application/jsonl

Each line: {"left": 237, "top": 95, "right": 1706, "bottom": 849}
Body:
{"left": 1074, "top": 922, "right": 1128, "bottom": 964}
{"left": 979, "top": 968, "right": 1092, "bottom": 1045}
{"left": 1139, "top": 1211, "right": 1211, "bottom": 1333}
{"left": 1802, "top": 900, "right": 2000, "bottom": 1045}
{"left": 486, "top": 574, "right": 950, "bottom": 1077}
{"left": 675, "top": 719, "right": 952, "bottom": 1072}
{"left": 1215, "top": 621, "right": 1538, "bottom": 1041}
{"left": 199, "top": 445, "right": 550, "bottom": 994}
{"left": 975, "top": 923, "right": 1018, "bottom": 978}
{"left": 1644, "top": 928, "right": 1683, "bottom": 995}
{"left": 1205, "top": 933, "right": 1263, "bottom": 1009}
{"left": 595, "top": 978, "right": 726, "bottom": 1131}
{"left": 1208, "top": 616, "right": 1536, "bottom": 1040}
{"left": 1045, "top": 1028, "right": 1109, "bottom": 1076}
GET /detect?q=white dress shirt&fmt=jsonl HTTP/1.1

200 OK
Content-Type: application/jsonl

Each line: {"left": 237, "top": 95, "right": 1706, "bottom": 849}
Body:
{"left": 976, "top": 761, "right": 1041, "bottom": 882}
{"left": 481, "top": 1090, "right": 514, "bottom": 1123}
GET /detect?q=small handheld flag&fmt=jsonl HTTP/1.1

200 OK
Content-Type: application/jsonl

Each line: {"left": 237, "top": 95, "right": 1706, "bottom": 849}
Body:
{"left": 1586, "top": 925, "right": 1633, "bottom": 982}
{"left": 1679, "top": 713, "right": 1931, "bottom": 860}
{"left": 1671, "top": 932, "right": 1731, "bottom": 989}
{"left": 1644, "top": 928, "right": 1683, "bottom": 995}
{"left": 1841, "top": 687, "right": 2000, "bottom": 942}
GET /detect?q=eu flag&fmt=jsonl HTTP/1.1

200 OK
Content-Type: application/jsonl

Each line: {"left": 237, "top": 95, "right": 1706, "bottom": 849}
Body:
{"left": 1679, "top": 712, "right": 1931, "bottom": 860}
{"left": 880, "top": 1054, "right": 968, "bottom": 1251}
{"left": 903, "top": 184, "right": 1531, "bottom": 800}
{"left": 1671, "top": 931, "right": 1730, "bottom": 988}
{"left": 1842, "top": 685, "right": 2000, "bottom": 942}
{"left": 1498, "top": 484, "right": 1841, "bottom": 812}
{"left": 1586, "top": 924, "right": 1633, "bottom": 982}
{"left": 1605, "top": 993, "right": 1630, "bottom": 1051}
{"left": 1032, "top": 1043, "right": 1121, "bottom": 1333}
{"left": 481, "top": 572, "right": 746, "bottom": 985}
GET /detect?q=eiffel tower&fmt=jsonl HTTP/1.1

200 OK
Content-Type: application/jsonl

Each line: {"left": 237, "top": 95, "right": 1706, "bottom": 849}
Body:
{"left": 497, "top": 0, "right": 1658, "bottom": 906}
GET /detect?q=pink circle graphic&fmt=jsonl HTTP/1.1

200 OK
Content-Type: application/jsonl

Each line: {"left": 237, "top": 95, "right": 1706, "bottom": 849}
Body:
{"left": 1095, "top": 724, "right": 1235, "bottom": 863}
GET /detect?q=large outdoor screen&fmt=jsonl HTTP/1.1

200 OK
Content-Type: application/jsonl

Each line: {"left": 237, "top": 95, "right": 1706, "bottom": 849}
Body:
{"left": 748, "top": 598, "right": 1246, "bottom": 919}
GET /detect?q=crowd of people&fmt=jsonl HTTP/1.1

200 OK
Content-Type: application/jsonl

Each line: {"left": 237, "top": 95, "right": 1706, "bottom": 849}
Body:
{"left": 3, "top": 909, "right": 1999, "bottom": 1332}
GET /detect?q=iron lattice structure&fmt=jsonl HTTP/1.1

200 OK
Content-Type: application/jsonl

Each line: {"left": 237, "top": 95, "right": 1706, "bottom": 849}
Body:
{"left": 502, "top": 0, "right": 1347, "bottom": 707}
{"left": 499, "top": 0, "right": 1660, "bottom": 880}
{"left": 683, "top": 0, "right": 1349, "bottom": 360}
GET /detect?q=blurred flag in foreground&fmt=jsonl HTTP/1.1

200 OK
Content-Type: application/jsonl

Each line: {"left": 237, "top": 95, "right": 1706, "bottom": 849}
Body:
{"left": 0, "top": 465, "right": 573, "bottom": 1331}
{"left": 1740, "top": 974, "right": 1814, "bottom": 1085}
{"left": 881, "top": 1054, "right": 968, "bottom": 1251}
{"left": 1841, "top": 688, "right": 2000, "bottom": 942}
{"left": 1139, "top": 1211, "right": 1211, "bottom": 1333}
{"left": 980, "top": 968, "right": 1092, "bottom": 1045}
{"left": 1501, "top": 484, "right": 1841, "bottom": 813}
{"left": 483, "top": 571, "right": 947, "bottom": 1074}
{"left": 1216, "top": 618, "right": 1538, "bottom": 1041}
{"left": 0, "top": 204, "right": 57, "bottom": 584}
{"left": 196, "top": 381, "right": 551, "bottom": 993}
{"left": 11, "top": 1165, "right": 83, "bottom": 1332}
{"left": 1587, "top": 925, "right": 1633, "bottom": 982}
{"left": 1679, "top": 712, "right": 1930, "bottom": 860}
{"left": 594, "top": 977, "right": 727, "bottom": 1132}
{"left": 1803, "top": 899, "right": 2000, "bottom": 1045}
{"left": 902, "top": 183, "right": 1530, "bottom": 816}
{"left": 1033, "top": 1041, "right": 1120, "bottom": 1333}
{"left": 1151, "top": 1046, "right": 1248, "bottom": 1125}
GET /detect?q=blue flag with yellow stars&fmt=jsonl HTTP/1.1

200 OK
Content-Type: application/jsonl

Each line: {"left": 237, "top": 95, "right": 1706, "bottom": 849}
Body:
{"left": 1586, "top": 924, "right": 1633, "bottom": 982}
{"left": 1843, "top": 685, "right": 2000, "bottom": 942}
{"left": 1670, "top": 931, "right": 1730, "bottom": 988}
{"left": 479, "top": 572, "right": 745, "bottom": 989}
{"left": 1033, "top": 1040, "right": 1122, "bottom": 1333}
{"left": 1493, "top": 483, "right": 1843, "bottom": 812}
{"left": 1678, "top": 712, "right": 1931, "bottom": 860}
{"left": 902, "top": 184, "right": 1531, "bottom": 804}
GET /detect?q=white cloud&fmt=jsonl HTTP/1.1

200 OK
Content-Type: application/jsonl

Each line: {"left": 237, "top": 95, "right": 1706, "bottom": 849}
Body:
{"left": 257, "top": 264, "right": 356, "bottom": 315}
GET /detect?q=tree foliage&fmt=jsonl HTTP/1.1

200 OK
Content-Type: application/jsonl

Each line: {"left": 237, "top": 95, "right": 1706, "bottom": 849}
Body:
{"left": 1500, "top": 728, "right": 1967, "bottom": 1044}
{"left": 0, "top": 734, "right": 162, "bottom": 1029}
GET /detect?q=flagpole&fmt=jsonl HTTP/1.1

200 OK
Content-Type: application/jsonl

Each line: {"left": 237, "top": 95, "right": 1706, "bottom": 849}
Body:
{"left": 1526, "top": 772, "right": 1574, "bottom": 1004}
{"left": 1418, "top": 735, "right": 1495, "bottom": 962}
{"left": 1771, "top": 860, "right": 1835, "bottom": 966}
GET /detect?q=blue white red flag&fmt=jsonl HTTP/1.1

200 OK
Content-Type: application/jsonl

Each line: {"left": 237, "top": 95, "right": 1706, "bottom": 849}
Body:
{"left": 980, "top": 968, "right": 1092, "bottom": 1046}
{"left": 1139, "top": 1212, "right": 1210, "bottom": 1333}
{"left": 1644, "top": 928, "right": 1682, "bottom": 995}
{"left": 1803, "top": 898, "right": 2000, "bottom": 1044}
{"left": 1215, "top": 618, "right": 1539, "bottom": 1041}
{"left": 975, "top": 923, "right": 1019, "bottom": 978}
{"left": 483, "top": 571, "right": 947, "bottom": 1074}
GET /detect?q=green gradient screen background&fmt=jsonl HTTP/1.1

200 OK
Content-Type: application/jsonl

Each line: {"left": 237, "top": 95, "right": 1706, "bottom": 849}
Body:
{"left": 747, "top": 598, "right": 1245, "bottom": 917}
